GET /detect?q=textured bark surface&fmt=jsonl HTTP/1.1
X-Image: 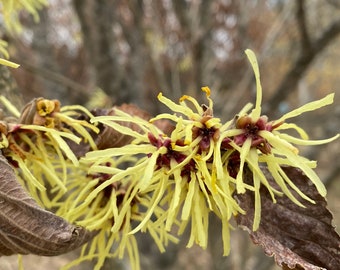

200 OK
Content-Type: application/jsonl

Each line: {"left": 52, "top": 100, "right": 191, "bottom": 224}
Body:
{"left": 235, "top": 166, "right": 340, "bottom": 270}
{"left": 0, "top": 154, "right": 94, "bottom": 256}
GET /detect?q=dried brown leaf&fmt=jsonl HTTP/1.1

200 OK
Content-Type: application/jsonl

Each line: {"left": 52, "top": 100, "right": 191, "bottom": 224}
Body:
{"left": 235, "top": 166, "right": 340, "bottom": 270}
{"left": 94, "top": 104, "right": 150, "bottom": 149}
{"left": 0, "top": 153, "right": 94, "bottom": 256}
{"left": 66, "top": 103, "right": 175, "bottom": 157}
{"left": 93, "top": 104, "right": 174, "bottom": 149}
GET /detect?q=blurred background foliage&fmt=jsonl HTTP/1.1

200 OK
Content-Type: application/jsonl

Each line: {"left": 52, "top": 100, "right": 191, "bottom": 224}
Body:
{"left": 0, "top": 0, "right": 339, "bottom": 269}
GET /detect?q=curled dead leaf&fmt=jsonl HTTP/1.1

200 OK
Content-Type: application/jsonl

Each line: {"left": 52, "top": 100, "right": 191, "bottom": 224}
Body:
{"left": 94, "top": 104, "right": 150, "bottom": 149}
{"left": 235, "top": 166, "right": 340, "bottom": 270}
{"left": 0, "top": 153, "right": 94, "bottom": 256}
{"left": 65, "top": 103, "right": 175, "bottom": 157}
{"left": 92, "top": 103, "right": 174, "bottom": 149}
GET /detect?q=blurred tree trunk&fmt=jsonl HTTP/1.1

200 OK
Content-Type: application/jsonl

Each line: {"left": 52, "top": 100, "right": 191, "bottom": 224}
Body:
{"left": 0, "top": 65, "right": 22, "bottom": 108}
{"left": 266, "top": 0, "right": 340, "bottom": 116}
{"left": 72, "top": 0, "right": 148, "bottom": 107}
{"left": 172, "top": 0, "right": 214, "bottom": 95}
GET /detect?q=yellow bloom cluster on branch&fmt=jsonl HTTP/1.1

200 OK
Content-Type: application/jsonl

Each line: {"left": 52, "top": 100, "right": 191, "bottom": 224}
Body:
{"left": 53, "top": 50, "right": 337, "bottom": 269}
{"left": 0, "top": 96, "right": 98, "bottom": 208}
{"left": 0, "top": 1, "right": 337, "bottom": 269}
{"left": 0, "top": 50, "right": 338, "bottom": 270}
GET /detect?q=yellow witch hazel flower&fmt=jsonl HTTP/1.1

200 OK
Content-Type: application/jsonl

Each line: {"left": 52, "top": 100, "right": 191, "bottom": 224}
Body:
{"left": 80, "top": 88, "right": 246, "bottom": 264}
{"left": 150, "top": 88, "right": 245, "bottom": 254}
{"left": 223, "top": 49, "right": 339, "bottom": 230}
{"left": 0, "top": 96, "right": 98, "bottom": 207}
{"left": 54, "top": 155, "right": 178, "bottom": 270}
{"left": 75, "top": 49, "right": 338, "bottom": 270}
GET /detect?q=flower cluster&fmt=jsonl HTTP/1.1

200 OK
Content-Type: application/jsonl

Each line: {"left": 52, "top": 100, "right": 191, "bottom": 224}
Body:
{"left": 223, "top": 50, "right": 338, "bottom": 230}
{"left": 76, "top": 89, "right": 244, "bottom": 262}
{"left": 62, "top": 49, "right": 338, "bottom": 270}
{"left": 1, "top": 50, "right": 338, "bottom": 270}
{"left": 0, "top": 96, "right": 98, "bottom": 207}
